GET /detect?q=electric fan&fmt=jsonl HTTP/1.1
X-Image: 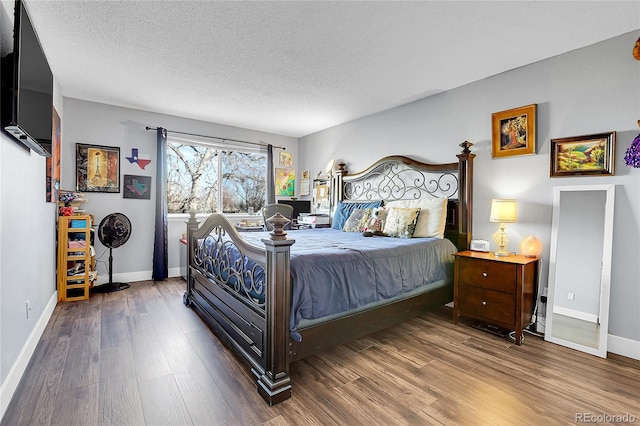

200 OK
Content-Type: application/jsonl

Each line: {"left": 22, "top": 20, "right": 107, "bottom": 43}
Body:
{"left": 93, "top": 212, "right": 132, "bottom": 293}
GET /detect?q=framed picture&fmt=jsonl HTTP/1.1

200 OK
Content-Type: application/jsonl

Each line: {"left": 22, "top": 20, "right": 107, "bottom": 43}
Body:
{"left": 492, "top": 104, "right": 537, "bottom": 158}
{"left": 275, "top": 168, "right": 295, "bottom": 196}
{"left": 550, "top": 132, "right": 615, "bottom": 177}
{"left": 279, "top": 151, "right": 293, "bottom": 167}
{"left": 123, "top": 175, "right": 152, "bottom": 199}
{"left": 46, "top": 106, "right": 61, "bottom": 202}
{"left": 76, "top": 143, "right": 120, "bottom": 192}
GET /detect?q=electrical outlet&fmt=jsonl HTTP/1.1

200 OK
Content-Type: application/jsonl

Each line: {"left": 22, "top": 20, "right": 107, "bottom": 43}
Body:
{"left": 568, "top": 292, "right": 575, "bottom": 301}
{"left": 25, "top": 300, "right": 31, "bottom": 319}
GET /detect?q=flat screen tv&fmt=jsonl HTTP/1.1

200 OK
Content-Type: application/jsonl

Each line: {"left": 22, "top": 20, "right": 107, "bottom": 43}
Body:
{"left": 1, "top": 0, "right": 53, "bottom": 157}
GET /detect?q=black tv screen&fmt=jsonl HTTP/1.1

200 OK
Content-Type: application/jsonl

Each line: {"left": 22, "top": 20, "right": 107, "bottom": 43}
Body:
{"left": 278, "top": 200, "right": 311, "bottom": 220}
{"left": 1, "top": 0, "right": 53, "bottom": 156}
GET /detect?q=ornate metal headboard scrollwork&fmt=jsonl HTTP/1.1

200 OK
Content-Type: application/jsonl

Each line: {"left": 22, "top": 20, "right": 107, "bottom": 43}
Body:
{"left": 340, "top": 156, "right": 459, "bottom": 202}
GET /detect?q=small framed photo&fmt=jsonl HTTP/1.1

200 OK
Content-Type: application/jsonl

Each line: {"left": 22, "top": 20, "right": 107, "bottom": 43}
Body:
{"left": 550, "top": 132, "right": 616, "bottom": 177}
{"left": 76, "top": 143, "right": 120, "bottom": 192}
{"left": 492, "top": 104, "right": 537, "bottom": 158}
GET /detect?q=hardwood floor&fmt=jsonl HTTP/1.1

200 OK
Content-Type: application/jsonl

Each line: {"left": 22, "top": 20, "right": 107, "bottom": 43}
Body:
{"left": 3, "top": 278, "right": 639, "bottom": 425}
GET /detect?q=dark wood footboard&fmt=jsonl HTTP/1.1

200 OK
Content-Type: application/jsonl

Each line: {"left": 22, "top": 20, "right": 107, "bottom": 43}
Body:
{"left": 184, "top": 213, "right": 294, "bottom": 405}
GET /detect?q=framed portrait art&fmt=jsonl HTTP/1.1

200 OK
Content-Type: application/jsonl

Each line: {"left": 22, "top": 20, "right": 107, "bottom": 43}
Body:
{"left": 492, "top": 104, "right": 537, "bottom": 158}
{"left": 550, "top": 132, "right": 615, "bottom": 177}
{"left": 76, "top": 143, "right": 120, "bottom": 192}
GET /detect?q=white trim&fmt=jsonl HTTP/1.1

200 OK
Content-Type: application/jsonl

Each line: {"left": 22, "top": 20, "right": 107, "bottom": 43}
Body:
{"left": 168, "top": 267, "right": 182, "bottom": 278}
{"left": 0, "top": 292, "right": 57, "bottom": 421}
{"left": 552, "top": 306, "right": 599, "bottom": 324}
{"left": 169, "top": 213, "right": 262, "bottom": 226}
{"left": 608, "top": 334, "right": 640, "bottom": 361}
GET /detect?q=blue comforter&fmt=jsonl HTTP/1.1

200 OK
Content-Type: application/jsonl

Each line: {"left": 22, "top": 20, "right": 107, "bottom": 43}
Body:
{"left": 241, "top": 228, "right": 456, "bottom": 341}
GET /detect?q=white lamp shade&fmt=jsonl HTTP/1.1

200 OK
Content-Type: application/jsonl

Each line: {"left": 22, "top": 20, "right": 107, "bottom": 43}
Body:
{"left": 490, "top": 199, "right": 517, "bottom": 223}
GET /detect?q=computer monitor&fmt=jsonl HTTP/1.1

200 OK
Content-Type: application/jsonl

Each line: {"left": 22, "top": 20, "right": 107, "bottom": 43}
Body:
{"left": 278, "top": 200, "right": 311, "bottom": 220}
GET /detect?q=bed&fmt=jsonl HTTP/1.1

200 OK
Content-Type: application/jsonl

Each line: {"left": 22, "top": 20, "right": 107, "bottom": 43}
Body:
{"left": 183, "top": 141, "right": 475, "bottom": 405}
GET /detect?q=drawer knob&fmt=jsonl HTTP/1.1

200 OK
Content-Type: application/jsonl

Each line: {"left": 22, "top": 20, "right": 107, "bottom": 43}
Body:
{"left": 482, "top": 301, "right": 487, "bottom": 306}
{"left": 482, "top": 272, "right": 488, "bottom": 277}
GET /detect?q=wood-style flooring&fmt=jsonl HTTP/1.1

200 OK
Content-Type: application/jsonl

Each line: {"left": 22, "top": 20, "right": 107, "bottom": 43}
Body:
{"left": 2, "top": 278, "right": 639, "bottom": 425}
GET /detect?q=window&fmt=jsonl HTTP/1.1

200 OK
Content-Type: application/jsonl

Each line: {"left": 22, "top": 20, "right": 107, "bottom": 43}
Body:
{"left": 167, "top": 139, "right": 267, "bottom": 214}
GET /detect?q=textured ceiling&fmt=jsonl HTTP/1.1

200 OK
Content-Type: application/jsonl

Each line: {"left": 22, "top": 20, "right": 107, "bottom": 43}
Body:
{"left": 23, "top": 1, "right": 640, "bottom": 138}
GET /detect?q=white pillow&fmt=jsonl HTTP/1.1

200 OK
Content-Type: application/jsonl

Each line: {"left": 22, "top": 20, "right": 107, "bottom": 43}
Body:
{"left": 385, "top": 198, "right": 448, "bottom": 238}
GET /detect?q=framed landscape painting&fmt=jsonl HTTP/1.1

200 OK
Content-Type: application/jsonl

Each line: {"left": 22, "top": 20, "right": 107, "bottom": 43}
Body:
{"left": 492, "top": 104, "right": 537, "bottom": 158}
{"left": 550, "top": 132, "right": 615, "bottom": 177}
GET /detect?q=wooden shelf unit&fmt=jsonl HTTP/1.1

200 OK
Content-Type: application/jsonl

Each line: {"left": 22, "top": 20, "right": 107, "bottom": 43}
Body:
{"left": 57, "top": 215, "right": 93, "bottom": 302}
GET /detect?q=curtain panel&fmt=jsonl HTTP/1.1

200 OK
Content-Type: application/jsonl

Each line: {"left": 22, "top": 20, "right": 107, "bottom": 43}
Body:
{"left": 152, "top": 127, "right": 168, "bottom": 280}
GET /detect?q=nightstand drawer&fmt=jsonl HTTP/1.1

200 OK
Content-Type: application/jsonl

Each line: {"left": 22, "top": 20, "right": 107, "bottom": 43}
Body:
{"left": 458, "top": 257, "right": 516, "bottom": 293}
{"left": 458, "top": 285, "right": 515, "bottom": 325}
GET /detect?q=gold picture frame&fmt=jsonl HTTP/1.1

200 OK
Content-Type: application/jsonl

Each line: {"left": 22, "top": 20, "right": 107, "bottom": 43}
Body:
{"left": 550, "top": 132, "right": 615, "bottom": 177}
{"left": 492, "top": 104, "right": 537, "bottom": 158}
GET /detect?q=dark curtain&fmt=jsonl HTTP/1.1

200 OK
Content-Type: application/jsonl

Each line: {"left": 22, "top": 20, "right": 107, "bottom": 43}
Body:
{"left": 266, "top": 144, "right": 275, "bottom": 204}
{"left": 152, "top": 127, "right": 168, "bottom": 281}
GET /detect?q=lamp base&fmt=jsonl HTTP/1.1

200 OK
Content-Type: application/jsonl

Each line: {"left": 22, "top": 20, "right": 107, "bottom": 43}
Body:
{"left": 495, "top": 250, "right": 511, "bottom": 257}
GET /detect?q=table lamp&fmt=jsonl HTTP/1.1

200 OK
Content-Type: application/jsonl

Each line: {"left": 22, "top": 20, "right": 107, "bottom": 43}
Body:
{"left": 490, "top": 199, "right": 517, "bottom": 257}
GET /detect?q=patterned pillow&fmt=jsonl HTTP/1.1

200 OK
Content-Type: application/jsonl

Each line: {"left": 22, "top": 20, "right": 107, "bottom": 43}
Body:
{"left": 383, "top": 207, "right": 421, "bottom": 238}
{"left": 342, "top": 208, "right": 372, "bottom": 232}
{"left": 332, "top": 200, "right": 383, "bottom": 230}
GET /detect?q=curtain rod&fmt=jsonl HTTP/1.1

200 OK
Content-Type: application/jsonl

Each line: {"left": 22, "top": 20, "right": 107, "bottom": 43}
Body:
{"left": 145, "top": 126, "right": 286, "bottom": 150}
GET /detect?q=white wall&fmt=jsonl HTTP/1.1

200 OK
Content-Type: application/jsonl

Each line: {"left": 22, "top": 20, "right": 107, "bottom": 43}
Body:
{"left": 61, "top": 99, "right": 298, "bottom": 284}
{"left": 0, "top": 0, "right": 59, "bottom": 417}
{"left": 299, "top": 31, "right": 640, "bottom": 352}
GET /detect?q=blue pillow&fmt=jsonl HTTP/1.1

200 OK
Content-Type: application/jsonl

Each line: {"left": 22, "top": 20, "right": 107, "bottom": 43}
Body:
{"left": 332, "top": 200, "right": 383, "bottom": 230}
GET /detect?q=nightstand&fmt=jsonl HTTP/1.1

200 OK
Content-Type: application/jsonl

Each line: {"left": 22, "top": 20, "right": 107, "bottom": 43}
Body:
{"left": 453, "top": 250, "right": 539, "bottom": 345}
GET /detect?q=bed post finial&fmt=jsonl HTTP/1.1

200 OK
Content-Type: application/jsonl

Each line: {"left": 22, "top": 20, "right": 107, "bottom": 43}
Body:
{"left": 460, "top": 140, "right": 473, "bottom": 154}
{"left": 266, "top": 213, "right": 291, "bottom": 240}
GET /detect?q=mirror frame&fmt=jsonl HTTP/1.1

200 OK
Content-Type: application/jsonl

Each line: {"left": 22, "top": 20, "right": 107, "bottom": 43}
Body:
{"left": 544, "top": 184, "right": 615, "bottom": 358}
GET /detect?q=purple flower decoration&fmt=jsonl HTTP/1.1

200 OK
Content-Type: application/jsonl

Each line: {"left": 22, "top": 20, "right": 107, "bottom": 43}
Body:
{"left": 624, "top": 134, "right": 640, "bottom": 168}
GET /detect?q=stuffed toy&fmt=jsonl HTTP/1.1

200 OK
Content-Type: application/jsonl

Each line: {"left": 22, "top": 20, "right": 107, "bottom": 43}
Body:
{"left": 363, "top": 207, "right": 387, "bottom": 237}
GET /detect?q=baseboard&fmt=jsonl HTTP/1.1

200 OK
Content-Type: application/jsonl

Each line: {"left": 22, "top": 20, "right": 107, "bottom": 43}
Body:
{"left": 608, "top": 334, "right": 640, "bottom": 361}
{"left": 0, "top": 292, "right": 57, "bottom": 421}
{"left": 93, "top": 268, "right": 182, "bottom": 286}
{"left": 168, "top": 267, "right": 181, "bottom": 278}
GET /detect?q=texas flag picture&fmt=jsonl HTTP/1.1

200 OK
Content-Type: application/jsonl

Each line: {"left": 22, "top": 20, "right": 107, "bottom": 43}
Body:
{"left": 125, "top": 148, "right": 152, "bottom": 170}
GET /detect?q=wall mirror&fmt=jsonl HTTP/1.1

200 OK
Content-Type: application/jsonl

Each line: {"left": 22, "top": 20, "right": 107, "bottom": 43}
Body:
{"left": 545, "top": 184, "right": 615, "bottom": 357}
